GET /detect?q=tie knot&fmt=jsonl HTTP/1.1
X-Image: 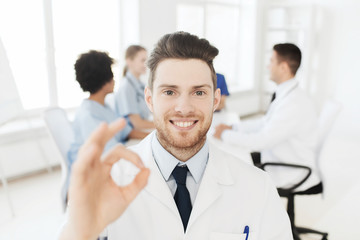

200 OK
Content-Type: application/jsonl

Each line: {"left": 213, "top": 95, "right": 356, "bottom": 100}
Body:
{"left": 172, "top": 165, "right": 189, "bottom": 185}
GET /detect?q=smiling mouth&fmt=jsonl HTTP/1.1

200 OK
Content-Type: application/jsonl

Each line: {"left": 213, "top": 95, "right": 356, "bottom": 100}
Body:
{"left": 170, "top": 120, "right": 198, "bottom": 128}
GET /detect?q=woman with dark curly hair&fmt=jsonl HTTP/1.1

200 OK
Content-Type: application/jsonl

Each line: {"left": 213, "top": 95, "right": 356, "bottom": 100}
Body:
{"left": 68, "top": 50, "right": 148, "bottom": 170}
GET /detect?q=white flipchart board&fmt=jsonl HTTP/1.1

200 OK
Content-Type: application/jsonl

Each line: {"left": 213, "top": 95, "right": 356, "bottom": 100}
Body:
{"left": 0, "top": 37, "right": 23, "bottom": 125}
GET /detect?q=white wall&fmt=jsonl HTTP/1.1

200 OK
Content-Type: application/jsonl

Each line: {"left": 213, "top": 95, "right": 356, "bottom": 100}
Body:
{"left": 139, "top": 0, "right": 177, "bottom": 52}
{"left": 309, "top": 0, "right": 360, "bottom": 139}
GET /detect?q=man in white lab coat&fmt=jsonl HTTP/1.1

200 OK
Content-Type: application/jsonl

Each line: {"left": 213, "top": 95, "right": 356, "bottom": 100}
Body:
{"left": 60, "top": 32, "right": 292, "bottom": 240}
{"left": 214, "top": 43, "right": 319, "bottom": 190}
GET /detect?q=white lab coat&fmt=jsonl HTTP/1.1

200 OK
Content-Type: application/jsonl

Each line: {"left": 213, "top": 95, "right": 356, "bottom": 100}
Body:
{"left": 104, "top": 132, "right": 292, "bottom": 240}
{"left": 221, "top": 79, "right": 319, "bottom": 190}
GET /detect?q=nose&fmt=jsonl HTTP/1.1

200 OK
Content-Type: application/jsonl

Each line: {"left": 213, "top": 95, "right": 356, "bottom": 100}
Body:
{"left": 174, "top": 94, "right": 195, "bottom": 115}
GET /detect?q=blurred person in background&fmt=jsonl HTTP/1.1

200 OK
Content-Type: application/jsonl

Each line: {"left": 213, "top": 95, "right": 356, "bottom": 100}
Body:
{"left": 67, "top": 50, "right": 148, "bottom": 201}
{"left": 114, "top": 45, "right": 154, "bottom": 130}
{"left": 215, "top": 73, "right": 230, "bottom": 111}
{"left": 214, "top": 43, "right": 319, "bottom": 190}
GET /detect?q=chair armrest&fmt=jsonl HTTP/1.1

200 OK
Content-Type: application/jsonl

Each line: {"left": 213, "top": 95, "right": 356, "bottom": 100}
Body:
{"left": 259, "top": 162, "right": 312, "bottom": 192}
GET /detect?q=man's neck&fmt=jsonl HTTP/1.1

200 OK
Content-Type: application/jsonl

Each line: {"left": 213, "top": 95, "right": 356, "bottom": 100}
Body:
{"left": 157, "top": 134, "right": 207, "bottom": 162}
{"left": 277, "top": 75, "right": 294, "bottom": 85}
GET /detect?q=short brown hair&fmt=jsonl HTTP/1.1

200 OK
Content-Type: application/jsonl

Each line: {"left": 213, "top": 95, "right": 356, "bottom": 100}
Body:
{"left": 147, "top": 31, "right": 219, "bottom": 90}
{"left": 273, "top": 43, "right": 302, "bottom": 75}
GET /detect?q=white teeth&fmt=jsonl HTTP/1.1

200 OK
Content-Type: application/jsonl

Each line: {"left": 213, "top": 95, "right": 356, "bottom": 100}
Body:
{"left": 173, "top": 121, "right": 194, "bottom": 128}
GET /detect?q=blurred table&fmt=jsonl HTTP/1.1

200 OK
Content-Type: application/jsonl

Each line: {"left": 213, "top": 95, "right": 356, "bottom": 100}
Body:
{"left": 209, "top": 110, "right": 253, "bottom": 165}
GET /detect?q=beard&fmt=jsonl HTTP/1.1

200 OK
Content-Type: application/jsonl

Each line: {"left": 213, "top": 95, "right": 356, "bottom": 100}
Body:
{"left": 154, "top": 111, "right": 212, "bottom": 153}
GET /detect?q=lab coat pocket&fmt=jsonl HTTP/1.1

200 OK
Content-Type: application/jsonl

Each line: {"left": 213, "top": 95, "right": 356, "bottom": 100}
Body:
{"left": 210, "top": 232, "right": 255, "bottom": 240}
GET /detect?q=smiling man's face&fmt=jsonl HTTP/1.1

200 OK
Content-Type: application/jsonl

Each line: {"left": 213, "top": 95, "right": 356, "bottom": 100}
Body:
{"left": 145, "top": 58, "right": 220, "bottom": 153}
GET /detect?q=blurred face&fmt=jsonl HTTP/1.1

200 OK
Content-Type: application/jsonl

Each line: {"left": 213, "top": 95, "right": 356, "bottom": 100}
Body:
{"left": 145, "top": 59, "right": 220, "bottom": 151}
{"left": 127, "top": 50, "right": 147, "bottom": 77}
{"left": 268, "top": 51, "right": 283, "bottom": 84}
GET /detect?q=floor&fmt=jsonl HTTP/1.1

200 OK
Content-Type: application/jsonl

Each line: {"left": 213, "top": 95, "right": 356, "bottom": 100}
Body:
{"left": 0, "top": 125, "right": 359, "bottom": 239}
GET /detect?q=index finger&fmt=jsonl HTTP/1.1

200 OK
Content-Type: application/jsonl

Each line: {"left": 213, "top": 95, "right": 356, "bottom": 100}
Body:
{"left": 82, "top": 118, "right": 127, "bottom": 151}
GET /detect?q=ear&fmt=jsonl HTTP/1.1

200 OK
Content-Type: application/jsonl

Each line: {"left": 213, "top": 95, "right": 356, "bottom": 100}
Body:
{"left": 280, "top": 61, "right": 290, "bottom": 73}
{"left": 213, "top": 88, "right": 221, "bottom": 112}
{"left": 144, "top": 87, "right": 154, "bottom": 113}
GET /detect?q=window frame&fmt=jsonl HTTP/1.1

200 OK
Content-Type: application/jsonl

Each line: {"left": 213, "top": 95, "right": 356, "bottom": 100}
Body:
{"left": 175, "top": 0, "right": 259, "bottom": 94}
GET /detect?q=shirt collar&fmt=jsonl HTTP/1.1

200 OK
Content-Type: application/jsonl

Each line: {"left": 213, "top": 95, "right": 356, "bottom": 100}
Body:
{"left": 276, "top": 78, "right": 298, "bottom": 99}
{"left": 151, "top": 131, "right": 209, "bottom": 183}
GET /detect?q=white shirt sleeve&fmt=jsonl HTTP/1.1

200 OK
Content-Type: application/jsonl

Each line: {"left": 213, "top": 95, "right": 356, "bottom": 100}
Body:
{"left": 222, "top": 102, "right": 304, "bottom": 151}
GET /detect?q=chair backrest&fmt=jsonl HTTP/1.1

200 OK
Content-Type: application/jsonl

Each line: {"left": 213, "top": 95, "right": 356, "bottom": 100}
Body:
{"left": 316, "top": 99, "right": 342, "bottom": 158}
{"left": 315, "top": 100, "right": 342, "bottom": 193}
{"left": 43, "top": 107, "right": 74, "bottom": 211}
{"left": 43, "top": 107, "right": 74, "bottom": 161}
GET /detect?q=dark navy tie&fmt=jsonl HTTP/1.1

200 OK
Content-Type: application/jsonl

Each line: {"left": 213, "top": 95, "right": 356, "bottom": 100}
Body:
{"left": 172, "top": 165, "right": 192, "bottom": 231}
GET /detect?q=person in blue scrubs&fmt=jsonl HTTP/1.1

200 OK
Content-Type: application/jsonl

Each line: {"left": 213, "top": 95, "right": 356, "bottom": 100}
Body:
{"left": 114, "top": 45, "right": 154, "bottom": 130}
{"left": 215, "top": 73, "right": 230, "bottom": 111}
{"left": 68, "top": 50, "right": 148, "bottom": 183}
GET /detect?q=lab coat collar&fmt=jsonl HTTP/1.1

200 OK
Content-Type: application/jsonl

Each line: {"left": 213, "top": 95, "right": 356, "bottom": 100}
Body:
{"left": 129, "top": 131, "right": 235, "bottom": 231}
{"left": 275, "top": 78, "right": 298, "bottom": 101}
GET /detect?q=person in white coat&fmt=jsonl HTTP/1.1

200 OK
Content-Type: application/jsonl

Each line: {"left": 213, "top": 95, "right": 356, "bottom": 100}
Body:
{"left": 213, "top": 43, "right": 319, "bottom": 190}
{"left": 60, "top": 32, "right": 292, "bottom": 240}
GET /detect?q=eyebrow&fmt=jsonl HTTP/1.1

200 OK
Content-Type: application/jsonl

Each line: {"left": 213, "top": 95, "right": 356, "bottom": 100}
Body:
{"left": 157, "top": 84, "right": 212, "bottom": 90}
{"left": 193, "top": 84, "right": 212, "bottom": 90}
{"left": 158, "top": 84, "right": 178, "bottom": 89}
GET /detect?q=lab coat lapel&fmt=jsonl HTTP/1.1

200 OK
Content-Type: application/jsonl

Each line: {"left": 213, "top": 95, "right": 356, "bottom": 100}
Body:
{"left": 187, "top": 144, "right": 234, "bottom": 229}
{"left": 137, "top": 134, "right": 179, "bottom": 216}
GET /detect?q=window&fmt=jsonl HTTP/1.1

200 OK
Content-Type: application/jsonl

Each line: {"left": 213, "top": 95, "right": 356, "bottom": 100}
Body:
{"left": 53, "top": 0, "right": 121, "bottom": 108}
{"left": 176, "top": 1, "right": 257, "bottom": 92}
{"left": 0, "top": 0, "right": 49, "bottom": 110}
{"left": 0, "top": 0, "right": 138, "bottom": 112}
{"left": 262, "top": 6, "right": 315, "bottom": 93}
{"left": 176, "top": 4, "right": 204, "bottom": 37}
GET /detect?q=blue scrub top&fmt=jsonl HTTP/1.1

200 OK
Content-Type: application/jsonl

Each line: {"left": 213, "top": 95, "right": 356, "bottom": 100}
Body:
{"left": 114, "top": 71, "right": 151, "bottom": 120}
{"left": 216, "top": 73, "right": 230, "bottom": 96}
{"left": 67, "top": 99, "right": 132, "bottom": 167}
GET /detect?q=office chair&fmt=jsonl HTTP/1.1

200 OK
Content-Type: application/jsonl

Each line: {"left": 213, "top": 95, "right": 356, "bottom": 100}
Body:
{"left": 43, "top": 107, "right": 74, "bottom": 211}
{"left": 258, "top": 100, "right": 342, "bottom": 240}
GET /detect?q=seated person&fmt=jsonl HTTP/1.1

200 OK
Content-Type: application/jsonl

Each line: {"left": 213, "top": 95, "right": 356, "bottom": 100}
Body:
{"left": 68, "top": 50, "right": 148, "bottom": 172}
{"left": 213, "top": 43, "right": 319, "bottom": 190}
{"left": 114, "top": 45, "right": 154, "bottom": 129}
{"left": 215, "top": 73, "right": 230, "bottom": 111}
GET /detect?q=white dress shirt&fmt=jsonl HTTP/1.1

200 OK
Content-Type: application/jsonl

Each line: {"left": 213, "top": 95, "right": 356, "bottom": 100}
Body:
{"left": 221, "top": 78, "right": 320, "bottom": 190}
{"left": 151, "top": 132, "right": 208, "bottom": 205}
